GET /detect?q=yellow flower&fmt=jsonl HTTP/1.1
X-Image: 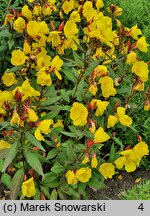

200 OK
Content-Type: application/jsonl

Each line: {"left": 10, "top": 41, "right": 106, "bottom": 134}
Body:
{"left": 22, "top": 5, "right": 32, "bottom": 20}
{"left": 126, "top": 52, "right": 137, "bottom": 65}
{"left": 129, "top": 25, "right": 142, "bottom": 40}
{"left": 11, "top": 49, "right": 26, "bottom": 66}
{"left": 94, "top": 127, "right": 110, "bottom": 143}
{"left": 99, "top": 76, "right": 117, "bottom": 98}
{"left": 91, "top": 155, "right": 98, "bottom": 168}
{"left": 10, "top": 111, "right": 21, "bottom": 126}
{"left": 76, "top": 167, "right": 92, "bottom": 183}
{"left": 82, "top": 155, "right": 90, "bottom": 164}
{"left": 62, "top": 0, "right": 74, "bottom": 14}
{"left": 107, "top": 115, "right": 118, "bottom": 128}
{"left": 27, "top": 20, "right": 40, "bottom": 37}
{"left": 0, "top": 140, "right": 12, "bottom": 150}
{"left": 136, "top": 36, "right": 149, "bottom": 53}
{"left": 47, "top": 31, "right": 61, "bottom": 47}
{"left": 119, "top": 115, "right": 133, "bottom": 127}
{"left": 13, "top": 17, "right": 25, "bottom": 33}
{"left": 21, "top": 79, "right": 40, "bottom": 100}
{"left": 99, "top": 163, "right": 115, "bottom": 179}
{"left": 64, "top": 20, "right": 78, "bottom": 38}
{"left": 23, "top": 40, "right": 31, "bottom": 55}
{"left": 133, "top": 141, "right": 149, "bottom": 159}
{"left": 91, "top": 99, "right": 109, "bottom": 116}
{"left": 1, "top": 73, "right": 17, "bottom": 87}
{"left": 133, "top": 82, "right": 144, "bottom": 91}
{"left": 28, "top": 0, "right": 35, "bottom": 2}
{"left": 27, "top": 108, "right": 38, "bottom": 122}
{"left": 132, "top": 61, "right": 149, "bottom": 82}
{"left": 82, "top": 1, "right": 97, "bottom": 22}
{"left": 94, "top": 65, "right": 108, "bottom": 78}
{"left": 22, "top": 177, "right": 36, "bottom": 198}
{"left": 0, "top": 91, "right": 12, "bottom": 106}
{"left": 116, "top": 107, "right": 132, "bottom": 127}
{"left": 70, "top": 102, "right": 88, "bottom": 126}
{"left": 53, "top": 120, "right": 64, "bottom": 128}
{"left": 36, "top": 68, "right": 52, "bottom": 86}
{"left": 107, "top": 4, "right": 122, "bottom": 17}
{"left": 88, "top": 84, "right": 98, "bottom": 96}
{"left": 96, "top": 0, "right": 104, "bottom": 10}
{"left": 65, "top": 170, "right": 78, "bottom": 185}
{"left": 39, "top": 21, "right": 49, "bottom": 35}
{"left": 50, "top": 56, "right": 63, "bottom": 80}
{"left": 70, "top": 11, "right": 81, "bottom": 22}
{"left": 34, "top": 119, "right": 54, "bottom": 141}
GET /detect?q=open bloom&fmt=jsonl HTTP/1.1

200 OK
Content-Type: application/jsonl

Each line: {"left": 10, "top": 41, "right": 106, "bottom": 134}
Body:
{"left": 70, "top": 102, "right": 88, "bottom": 126}
{"left": 136, "top": 36, "right": 149, "bottom": 53}
{"left": 91, "top": 99, "right": 109, "bottom": 116}
{"left": 132, "top": 61, "right": 149, "bottom": 82}
{"left": 76, "top": 167, "right": 92, "bottom": 183}
{"left": 0, "top": 140, "right": 12, "bottom": 150}
{"left": 34, "top": 119, "right": 54, "bottom": 141}
{"left": 99, "top": 163, "right": 115, "bottom": 179}
{"left": 94, "top": 127, "right": 110, "bottom": 143}
{"left": 1, "top": 73, "right": 17, "bottom": 87}
{"left": 65, "top": 170, "right": 78, "bottom": 185}
{"left": 99, "top": 76, "right": 117, "bottom": 98}
{"left": 11, "top": 49, "right": 26, "bottom": 66}
{"left": 13, "top": 17, "right": 25, "bottom": 33}
{"left": 22, "top": 177, "right": 36, "bottom": 198}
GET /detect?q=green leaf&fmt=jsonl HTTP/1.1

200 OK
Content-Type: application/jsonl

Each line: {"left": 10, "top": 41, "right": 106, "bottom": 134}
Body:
{"left": 40, "top": 110, "right": 60, "bottom": 119}
{"left": 109, "top": 144, "right": 116, "bottom": 162}
{"left": 73, "top": 51, "right": 84, "bottom": 68}
{"left": 112, "top": 137, "right": 123, "bottom": 150}
{"left": 51, "top": 162, "right": 65, "bottom": 175}
{"left": 1, "top": 173, "right": 12, "bottom": 189}
{"left": 0, "top": 122, "right": 10, "bottom": 131}
{"left": 41, "top": 96, "right": 61, "bottom": 106}
{"left": 60, "top": 131, "right": 76, "bottom": 137}
{"left": 40, "top": 186, "right": 51, "bottom": 199}
{"left": 62, "top": 68, "right": 77, "bottom": 83}
{"left": 50, "top": 189, "right": 58, "bottom": 200}
{"left": 0, "top": 159, "right": 4, "bottom": 171}
{"left": 0, "top": 149, "right": 10, "bottom": 159}
{"left": 42, "top": 172, "right": 59, "bottom": 188}
{"left": 2, "top": 141, "right": 19, "bottom": 172}
{"left": 10, "top": 168, "right": 24, "bottom": 200}
{"left": 57, "top": 189, "right": 67, "bottom": 200}
{"left": 7, "top": 65, "right": 23, "bottom": 73}
{"left": 24, "top": 151, "right": 44, "bottom": 176}
{"left": 25, "top": 131, "right": 45, "bottom": 151}
{"left": 46, "top": 148, "right": 59, "bottom": 160}
{"left": 83, "top": 60, "right": 102, "bottom": 77}
{"left": 88, "top": 179, "right": 107, "bottom": 190}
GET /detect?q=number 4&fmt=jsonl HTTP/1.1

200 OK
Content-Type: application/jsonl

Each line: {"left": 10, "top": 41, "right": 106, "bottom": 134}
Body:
{"left": 138, "top": 203, "right": 144, "bottom": 211}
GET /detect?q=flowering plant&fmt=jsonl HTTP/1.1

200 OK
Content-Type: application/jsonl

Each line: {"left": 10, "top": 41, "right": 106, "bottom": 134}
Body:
{"left": 0, "top": 0, "right": 149, "bottom": 199}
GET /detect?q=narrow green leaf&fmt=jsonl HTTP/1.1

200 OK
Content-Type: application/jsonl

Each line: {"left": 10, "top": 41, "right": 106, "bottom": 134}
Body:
{"left": 7, "top": 65, "right": 23, "bottom": 73}
{"left": 50, "top": 189, "right": 58, "bottom": 200}
{"left": 109, "top": 144, "right": 116, "bottom": 162}
{"left": 60, "top": 131, "right": 76, "bottom": 137}
{"left": 25, "top": 131, "right": 45, "bottom": 151}
{"left": 24, "top": 151, "right": 44, "bottom": 176}
{"left": 46, "top": 148, "right": 59, "bottom": 160}
{"left": 40, "top": 186, "right": 51, "bottom": 199}
{"left": 73, "top": 51, "right": 84, "bottom": 68}
{"left": 112, "top": 137, "right": 123, "bottom": 150}
{"left": 0, "top": 149, "right": 10, "bottom": 159}
{"left": 62, "top": 68, "right": 77, "bottom": 83}
{"left": 0, "top": 122, "right": 10, "bottom": 131}
{"left": 51, "top": 162, "right": 65, "bottom": 174}
{"left": 1, "top": 173, "right": 12, "bottom": 189}
{"left": 10, "top": 168, "right": 24, "bottom": 200}
{"left": 2, "top": 141, "right": 19, "bottom": 172}
{"left": 41, "top": 96, "right": 61, "bottom": 106}
{"left": 83, "top": 60, "right": 102, "bottom": 77}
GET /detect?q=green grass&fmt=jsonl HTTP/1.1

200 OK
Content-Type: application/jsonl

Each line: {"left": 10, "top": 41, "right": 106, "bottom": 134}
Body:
{"left": 120, "top": 180, "right": 150, "bottom": 200}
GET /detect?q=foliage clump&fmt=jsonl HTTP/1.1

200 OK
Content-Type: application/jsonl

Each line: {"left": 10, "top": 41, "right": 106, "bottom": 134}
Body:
{"left": 0, "top": 0, "right": 149, "bottom": 199}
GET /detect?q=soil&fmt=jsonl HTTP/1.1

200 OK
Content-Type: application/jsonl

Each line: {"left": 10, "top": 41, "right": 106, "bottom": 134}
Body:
{"left": 89, "top": 169, "right": 150, "bottom": 200}
{"left": 0, "top": 169, "right": 150, "bottom": 200}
